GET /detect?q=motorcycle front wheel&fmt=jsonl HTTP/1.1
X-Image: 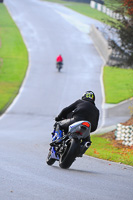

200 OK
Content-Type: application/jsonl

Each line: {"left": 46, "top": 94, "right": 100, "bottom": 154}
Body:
{"left": 59, "top": 138, "right": 80, "bottom": 169}
{"left": 46, "top": 150, "right": 56, "bottom": 166}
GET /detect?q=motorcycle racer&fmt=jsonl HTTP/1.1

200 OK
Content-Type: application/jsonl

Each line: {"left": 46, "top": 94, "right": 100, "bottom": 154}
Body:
{"left": 53, "top": 91, "right": 100, "bottom": 144}
{"left": 56, "top": 54, "right": 63, "bottom": 71}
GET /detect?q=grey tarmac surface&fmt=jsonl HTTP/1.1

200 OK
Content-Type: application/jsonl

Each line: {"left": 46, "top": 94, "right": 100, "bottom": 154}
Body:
{"left": 0, "top": 0, "right": 133, "bottom": 200}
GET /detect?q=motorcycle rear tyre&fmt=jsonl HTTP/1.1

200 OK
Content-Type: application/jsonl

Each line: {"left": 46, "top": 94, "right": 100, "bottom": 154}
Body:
{"left": 59, "top": 138, "right": 80, "bottom": 169}
{"left": 58, "top": 66, "right": 61, "bottom": 72}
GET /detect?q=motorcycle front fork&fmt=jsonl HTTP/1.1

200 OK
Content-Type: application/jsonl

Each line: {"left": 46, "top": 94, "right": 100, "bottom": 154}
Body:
{"left": 52, "top": 128, "right": 63, "bottom": 142}
{"left": 50, "top": 128, "right": 63, "bottom": 160}
{"left": 50, "top": 146, "right": 59, "bottom": 160}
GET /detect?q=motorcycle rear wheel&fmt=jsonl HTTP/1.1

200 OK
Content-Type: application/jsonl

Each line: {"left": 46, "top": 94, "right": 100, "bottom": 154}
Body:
{"left": 58, "top": 66, "right": 61, "bottom": 72}
{"left": 59, "top": 138, "right": 80, "bottom": 169}
{"left": 57, "top": 63, "right": 62, "bottom": 72}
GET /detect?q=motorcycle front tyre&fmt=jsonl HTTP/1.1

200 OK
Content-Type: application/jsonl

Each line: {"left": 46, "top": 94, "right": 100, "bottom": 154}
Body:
{"left": 46, "top": 151, "right": 56, "bottom": 166}
{"left": 59, "top": 138, "right": 80, "bottom": 169}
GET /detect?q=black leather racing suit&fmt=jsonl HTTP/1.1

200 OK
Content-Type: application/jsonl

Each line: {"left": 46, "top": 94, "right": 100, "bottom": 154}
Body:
{"left": 55, "top": 99, "right": 99, "bottom": 134}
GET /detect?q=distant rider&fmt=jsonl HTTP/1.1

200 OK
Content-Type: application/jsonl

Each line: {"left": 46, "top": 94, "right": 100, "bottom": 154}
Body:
{"left": 56, "top": 54, "right": 63, "bottom": 68}
{"left": 52, "top": 91, "right": 100, "bottom": 145}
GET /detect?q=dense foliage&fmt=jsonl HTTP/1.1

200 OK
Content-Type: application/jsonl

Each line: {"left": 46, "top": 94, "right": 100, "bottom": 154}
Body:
{"left": 124, "top": 0, "right": 133, "bottom": 15}
{"left": 108, "top": 0, "right": 133, "bottom": 68}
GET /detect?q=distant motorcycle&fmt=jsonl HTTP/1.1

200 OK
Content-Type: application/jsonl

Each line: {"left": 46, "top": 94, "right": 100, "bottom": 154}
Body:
{"left": 56, "top": 62, "right": 63, "bottom": 72}
{"left": 46, "top": 120, "right": 91, "bottom": 169}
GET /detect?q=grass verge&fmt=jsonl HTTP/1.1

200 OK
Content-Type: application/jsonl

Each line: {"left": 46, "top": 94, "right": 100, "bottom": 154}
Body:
{"left": 104, "top": 0, "right": 122, "bottom": 10}
{"left": 86, "top": 133, "right": 133, "bottom": 166}
{"left": 43, "top": 0, "right": 114, "bottom": 25}
{"left": 103, "top": 66, "right": 133, "bottom": 104}
{"left": 0, "top": 4, "right": 28, "bottom": 114}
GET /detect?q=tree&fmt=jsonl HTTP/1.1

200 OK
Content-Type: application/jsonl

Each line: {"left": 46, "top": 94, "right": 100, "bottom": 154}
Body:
{"left": 108, "top": 0, "right": 133, "bottom": 68}
{"left": 123, "top": 0, "right": 133, "bottom": 15}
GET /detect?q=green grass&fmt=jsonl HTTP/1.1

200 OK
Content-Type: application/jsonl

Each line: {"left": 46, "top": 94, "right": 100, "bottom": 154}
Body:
{"left": 0, "top": 4, "right": 28, "bottom": 114}
{"left": 86, "top": 134, "right": 133, "bottom": 166}
{"left": 103, "top": 66, "right": 133, "bottom": 104}
{"left": 104, "top": 0, "right": 122, "bottom": 10}
{"left": 43, "top": 0, "right": 114, "bottom": 24}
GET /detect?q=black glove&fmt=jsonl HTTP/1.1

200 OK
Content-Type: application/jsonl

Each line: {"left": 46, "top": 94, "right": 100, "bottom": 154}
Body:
{"left": 55, "top": 116, "right": 61, "bottom": 121}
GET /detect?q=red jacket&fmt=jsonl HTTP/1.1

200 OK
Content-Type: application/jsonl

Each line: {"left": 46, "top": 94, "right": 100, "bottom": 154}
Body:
{"left": 56, "top": 55, "right": 63, "bottom": 62}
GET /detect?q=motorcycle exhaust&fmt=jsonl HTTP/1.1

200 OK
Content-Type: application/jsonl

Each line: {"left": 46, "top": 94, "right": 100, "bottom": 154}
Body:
{"left": 85, "top": 141, "right": 91, "bottom": 148}
{"left": 79, "top": 141, "right": 91, "bottom": 156}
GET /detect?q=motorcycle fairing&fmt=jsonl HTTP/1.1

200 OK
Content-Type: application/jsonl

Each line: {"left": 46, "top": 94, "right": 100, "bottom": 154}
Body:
{"left": 68, "top": 120, "right": 91, "bottom": 139}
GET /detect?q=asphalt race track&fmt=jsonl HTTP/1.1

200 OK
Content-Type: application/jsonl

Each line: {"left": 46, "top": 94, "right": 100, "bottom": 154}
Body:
{"left": 0, "top": 0, "right": 133, "bottom": 199}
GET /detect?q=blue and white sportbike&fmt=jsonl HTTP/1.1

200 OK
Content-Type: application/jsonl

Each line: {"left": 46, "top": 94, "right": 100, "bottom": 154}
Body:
{"left": 46, "top": 120, "right": 91, "bottom": 169}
